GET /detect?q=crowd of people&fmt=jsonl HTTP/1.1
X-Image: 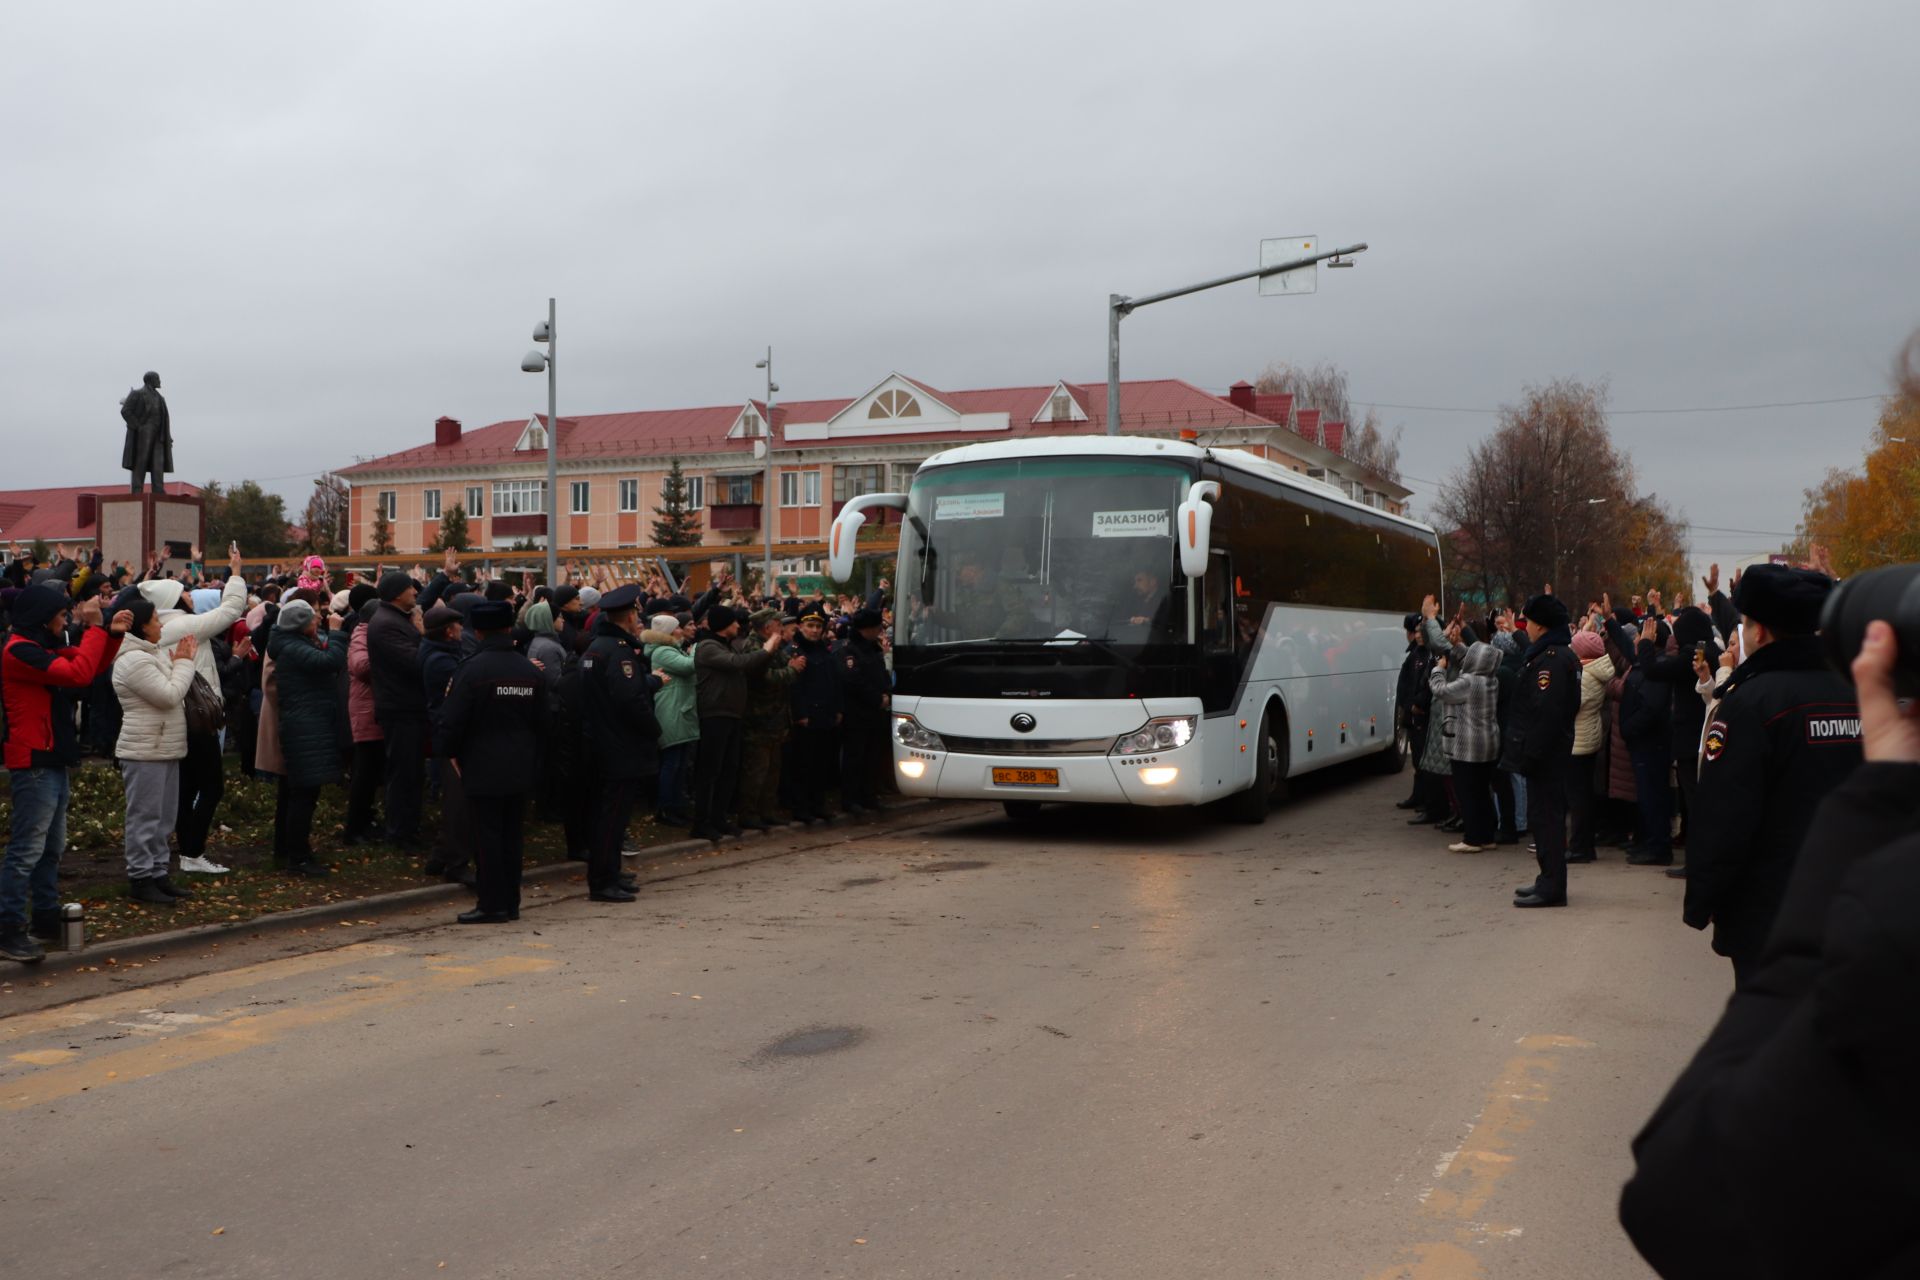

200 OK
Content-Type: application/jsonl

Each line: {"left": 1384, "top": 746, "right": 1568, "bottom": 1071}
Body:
{"left": 1, "top": 542, "right": 899, "bottom": 961}
{"left": 1393, "top": 562, "right": 1861, "bottom": 987}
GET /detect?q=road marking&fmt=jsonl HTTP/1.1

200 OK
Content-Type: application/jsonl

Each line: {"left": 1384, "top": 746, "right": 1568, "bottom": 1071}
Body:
{"left": 3, "top": 953, "right": 554, "bottom": 1111}
{"left": 1364, "top": 1034, "right": 1593, "bottom": 1280}
{"left": 0, "top": 943, "right": 408, "bottom": 1044}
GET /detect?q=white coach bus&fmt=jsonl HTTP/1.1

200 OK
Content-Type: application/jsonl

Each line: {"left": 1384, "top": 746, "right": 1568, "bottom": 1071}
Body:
{"left": 827, "top": 436, "right": 1442, "bottom": 822}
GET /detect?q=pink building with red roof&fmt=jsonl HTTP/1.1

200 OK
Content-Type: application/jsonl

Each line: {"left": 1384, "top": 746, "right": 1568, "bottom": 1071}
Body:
{"left": 0, "top": 482, "right": 201, "bottom": 561}
{"left": 335, "top": 372, "right": 1409, "bottom": 557}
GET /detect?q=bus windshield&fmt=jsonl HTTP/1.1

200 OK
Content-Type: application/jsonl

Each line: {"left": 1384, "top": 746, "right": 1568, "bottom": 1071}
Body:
{"left": 897, "top": 455, "right": 1191, "bottom": 646}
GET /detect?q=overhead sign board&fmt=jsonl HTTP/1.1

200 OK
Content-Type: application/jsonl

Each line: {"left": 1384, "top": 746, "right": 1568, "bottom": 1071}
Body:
{"left": 1258, "top": 235, "right": 1319, "bottom": 296}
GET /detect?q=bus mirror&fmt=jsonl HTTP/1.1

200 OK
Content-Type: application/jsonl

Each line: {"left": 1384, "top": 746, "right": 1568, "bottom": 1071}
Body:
{"left": 828, "top": 510, "right": 866, "bottom": 582}
{"left": 1177, "top": 481, "right": 1220, "bottom": 578}
{"left": 828, "top": 492, "right": 909, "bottom": 583}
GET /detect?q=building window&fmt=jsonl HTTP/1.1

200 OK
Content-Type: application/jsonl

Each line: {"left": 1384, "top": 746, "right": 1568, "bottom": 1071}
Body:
{"left": 722, "top": 476, "right": 755, "bottom": 505}
{"left": 570, "top": 480, "right": 590, "bottom": 514}
{"left": 1049, "top": 392, "right": 1072, "bottom": 420}
{"left": 889, "top": 461, "right": 921, "bottom": 491}
{"left": 492, "top": 479, "right": 547, "bottom": 515}
{"left": 618, "top": 478, "right": 638, "bottom": 513}
{"left": 423, "top": 489, "right": 441, "bottom": 520}
{"left": 803, "top": 470, "right": 821, "bottom": 506}
{"left": 834, "top": 464, "right": 884, "bottom": 504}
{"left": 379, "top": 491, "right": 397, "bottom": 520}
{"left": 466, "top": 486, "right": 484, "bottom": 518}
{"left": 741, "top": 410, "right": 761, "bottom": 437}
{"left": 522, "top": 425, "right": 546, "bottom": 451}
{"left": 868, "top": 389, "right": 921, "bottom": 419}
{"left": 663, "top": 474, "right": 705, "bottom": 511}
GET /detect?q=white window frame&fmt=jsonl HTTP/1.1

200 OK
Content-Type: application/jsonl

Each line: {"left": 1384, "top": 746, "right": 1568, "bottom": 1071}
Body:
{"left": 570, "top": 480, "right": 591, "bottom": 515}
{"left": 779, "top": 472, "right": 800, "bottom": 507}
{"left": 466, "top": 486, "right": 484, "bottom": 518}
{"left": 379, "top": 490, "right": 397, "bottom": 520}
{"left": 687, "top": 475, "right": 704, "bottom": 511}
{"left": 802, "top": 470, "right": 821, "bottom": 507}
{"left": 491, "top": 479, "right": 547, "bottom": 516}
{"left": 618, "top": 478, "right": 639, "bottom": 513}
{"left": 423, "top": 488, "right": 441, "bottom": 520}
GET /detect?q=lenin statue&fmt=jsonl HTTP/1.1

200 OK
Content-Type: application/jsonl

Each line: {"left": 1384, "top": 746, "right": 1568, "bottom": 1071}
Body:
{"left": 121, "top": 371, "right": 173, "bottom": 495}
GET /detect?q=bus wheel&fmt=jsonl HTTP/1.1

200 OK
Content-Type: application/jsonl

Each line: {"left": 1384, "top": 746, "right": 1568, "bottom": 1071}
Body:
{"left": 1229, "top": 708, "right": 1285, "bottom": 824}
{"left": 1372, "top": 710, "right": 1410, "bottom": 774}
{"left": 1003, "top": 800, "right": 1044, "bottom": 822}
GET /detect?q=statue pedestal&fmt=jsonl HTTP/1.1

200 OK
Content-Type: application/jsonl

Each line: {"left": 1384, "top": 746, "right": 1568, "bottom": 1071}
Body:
{"left": 98, "top": 493, "right": 205, "bottom": 575}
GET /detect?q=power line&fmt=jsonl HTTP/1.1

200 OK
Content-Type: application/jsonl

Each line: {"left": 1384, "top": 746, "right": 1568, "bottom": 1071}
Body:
{"left": 1353, "top": 393, "right": 1888, "bottom": 417}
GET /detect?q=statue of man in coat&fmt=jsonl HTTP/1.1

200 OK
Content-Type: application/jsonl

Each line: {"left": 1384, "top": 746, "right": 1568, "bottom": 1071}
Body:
{"left": 121, "top": 371, "right": 173, "bottom": 495}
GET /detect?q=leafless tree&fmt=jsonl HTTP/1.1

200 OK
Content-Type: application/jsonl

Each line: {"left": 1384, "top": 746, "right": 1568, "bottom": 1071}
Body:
{"left": 1258, "top": 360, "right": 1404, "bottom": 482}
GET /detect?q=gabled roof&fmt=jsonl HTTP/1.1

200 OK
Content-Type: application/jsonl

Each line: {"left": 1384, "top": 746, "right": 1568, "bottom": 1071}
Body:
{"left": 0, "top": 482, "right": 201, "bottom": 544}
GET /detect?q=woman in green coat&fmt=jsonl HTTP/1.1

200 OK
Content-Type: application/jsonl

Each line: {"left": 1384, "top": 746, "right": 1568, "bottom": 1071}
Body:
{"left": 642, "top": 615, "right": 698, "bottom": 824}
{"left": 267, "top": 599, "right": 349, "bottom": 876}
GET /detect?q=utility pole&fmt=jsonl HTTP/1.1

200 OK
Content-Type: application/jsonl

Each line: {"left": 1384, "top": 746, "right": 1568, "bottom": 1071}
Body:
{"left": 1106, "top": 240, "right": 1368, "bottom": 436}
{"left": 756, "top": 347, "right": 778, "bottom": 594}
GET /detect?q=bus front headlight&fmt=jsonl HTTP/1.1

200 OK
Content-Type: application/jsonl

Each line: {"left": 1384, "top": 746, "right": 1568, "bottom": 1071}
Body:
{"left": 894, "top": 715, "right": 945, "bottom": 751}
{"left": 1112, "top": 716, "right": 1197, "bottom": 756}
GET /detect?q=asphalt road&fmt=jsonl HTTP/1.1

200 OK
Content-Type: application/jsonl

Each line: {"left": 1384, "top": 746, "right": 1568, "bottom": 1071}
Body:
{"left": 1, "top": 765, "right": 1730, "bottom": 1279}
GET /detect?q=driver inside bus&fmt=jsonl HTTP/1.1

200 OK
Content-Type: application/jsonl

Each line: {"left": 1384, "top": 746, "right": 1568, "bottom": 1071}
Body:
{"left": 1105, "top": 569, "right": 1174, "bottom": 641}
{"left": 915, "top": 554, "right": 1040, "bottom": 640}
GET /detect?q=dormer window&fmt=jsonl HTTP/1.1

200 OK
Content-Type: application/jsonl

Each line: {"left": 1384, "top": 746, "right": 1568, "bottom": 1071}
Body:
{"left": 868, "top": 389, "right": 921, "bottom": 420}
{"left": 524, "top": 426, "right": 545, "bottom": 450}
{"left": 742, "top": 411, "right": 761, "bottom": 437}
{"left": 1048, "top": 392, "right": 1072, "bottom": 421}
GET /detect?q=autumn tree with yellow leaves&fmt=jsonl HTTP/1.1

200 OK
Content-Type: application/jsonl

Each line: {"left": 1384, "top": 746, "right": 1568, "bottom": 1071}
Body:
{"left": 1792, "top": 336, "right": 1920, "bottom": 574}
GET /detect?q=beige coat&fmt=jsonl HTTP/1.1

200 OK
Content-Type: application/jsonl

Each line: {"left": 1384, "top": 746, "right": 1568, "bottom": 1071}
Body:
{"left": 1573, "top": 654, "right": 1616, "bottom": 756}
{"left": 111, "top": 634, "right": 198, "bottom": 762}
{"left": 254, "top": 650, "right": 285, "bottom": 776}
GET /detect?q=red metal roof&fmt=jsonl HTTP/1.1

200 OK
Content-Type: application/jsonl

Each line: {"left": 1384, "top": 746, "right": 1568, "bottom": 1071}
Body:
{"left": 0, "top": 482, "right": 200, "bottom": 544}
{"left": 338, "top": 378, "right": 1275, "bottom": 474}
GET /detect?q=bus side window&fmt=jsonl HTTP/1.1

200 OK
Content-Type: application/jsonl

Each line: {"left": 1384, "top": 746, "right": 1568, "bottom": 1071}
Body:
{"left": 1203, "top": 555, "right": 1235, "bottom": 652}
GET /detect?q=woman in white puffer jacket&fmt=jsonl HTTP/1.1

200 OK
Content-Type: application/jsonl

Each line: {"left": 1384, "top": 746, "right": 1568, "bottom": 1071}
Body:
{"left": 112, "top": 594, "right": 200, "bottom": 905}
{"left": 139, "top": 547, "right": 250, "bottom": 874}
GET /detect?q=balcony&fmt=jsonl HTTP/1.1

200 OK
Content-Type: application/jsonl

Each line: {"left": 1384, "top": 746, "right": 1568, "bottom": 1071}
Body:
{"left": 707, "top": 503, "right": 761, "bottom": 532}
{"left": 491, "top": 514, "right": 548, "bottom": 537}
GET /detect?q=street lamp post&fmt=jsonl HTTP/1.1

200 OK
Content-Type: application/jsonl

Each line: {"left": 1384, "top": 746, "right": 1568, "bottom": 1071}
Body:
{"left": 520, "top": 298, "right": 559, "bottom": 587}
{"left": 755, "top": 348, "right": 778, "bottom": 595}
{"left": 1106, "top": 241, "right": 1368, "bottom": 436}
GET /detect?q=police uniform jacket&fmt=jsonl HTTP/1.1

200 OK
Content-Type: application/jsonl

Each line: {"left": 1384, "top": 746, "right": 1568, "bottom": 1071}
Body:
{"left": 834, "top": 632, "right": 889, "bottom": 719}
{"left": 1683, "top": 635, "right": 1861, "bottom": 960}
{"left": 1622, "top": 762, "right": 1920, "bottom": 1279}
{"left": 580, "top": 614, "right": 661, "bottom": 779}
{"left": 789, "top": 633, "right": 842, "bottom": 725}
{"left": 1496, "top": 627, "right": 1581, "bottom": 777}
{"left": 420, "top": 636, "right": 463, "bottom": 756}
{"left": 439, "top": 633, "right": 548, "bottom": 795}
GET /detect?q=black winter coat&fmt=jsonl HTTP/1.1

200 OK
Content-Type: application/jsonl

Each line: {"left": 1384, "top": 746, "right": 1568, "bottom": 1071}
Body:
{"left": 420, "top": 636, "right": 463, "bottom": 756}
{"left": 834, "top": 633, "right": 889, "bottom": 718}
{"left": 789, "top": 634, "right": 842, "bottom": 726}
{"left": 440, "top": 634, "right": 548, "bottom": 795}
{"left": 268, "top": 626, "right": 348, "bottom": 788}
{"left": 580, "top": 616, "right": 660, "bottom": 779}
{"left": 1497, "top": 629, "right": 1581, "bottom": 777}
{"left": 1683, "top": 635, "right": 1862, "bottom": 961}
{"left": 1621, "top": 762, "right": 1920, "bottom": 1279}
{"left": 1618, "top": 664, "right": 1671, "bottom": 754}
{"left": 365, "top": 601, "right": 426, "bottom": 720}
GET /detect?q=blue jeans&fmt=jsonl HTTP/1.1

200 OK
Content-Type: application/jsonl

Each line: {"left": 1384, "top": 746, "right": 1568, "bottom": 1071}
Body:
{"left": 2, "top": 767, "right": 70, "bottom": 930}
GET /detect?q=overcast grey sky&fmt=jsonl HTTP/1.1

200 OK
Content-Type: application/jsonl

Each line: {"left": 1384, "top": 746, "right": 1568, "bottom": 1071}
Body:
{"left": 5, "top": 0, "right": 1916, "bottom": 574}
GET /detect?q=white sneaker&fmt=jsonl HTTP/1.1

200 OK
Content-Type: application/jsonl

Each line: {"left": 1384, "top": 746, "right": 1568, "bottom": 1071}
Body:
{"left": 179, "top": 855, "right": 231, "bottom": 874}
{"left": 1447, "top": 842, "right": 1486, "bottom": 854}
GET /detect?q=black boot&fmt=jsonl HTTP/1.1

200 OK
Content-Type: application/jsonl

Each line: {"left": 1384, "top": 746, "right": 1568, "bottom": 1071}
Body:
{"left": 0, "top": 927, "right": 46, "bottom": 964}
{"left": 154, "top": 876, "right": 195, "bottom": 900}
{"left": 128, "top": 877, "right": 178, "bottom": 905}
{"left": 29, "top": 909, "right": 63, "bottom": 941}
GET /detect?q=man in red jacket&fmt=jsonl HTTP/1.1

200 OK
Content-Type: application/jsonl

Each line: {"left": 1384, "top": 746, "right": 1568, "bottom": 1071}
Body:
{"left": 2, "top": 583, "right": 132, "bottom": 963}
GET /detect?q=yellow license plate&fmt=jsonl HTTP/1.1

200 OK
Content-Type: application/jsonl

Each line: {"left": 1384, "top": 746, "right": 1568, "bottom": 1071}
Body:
{"left": 992, "top": 767, "right": 1060, "bottom": 788}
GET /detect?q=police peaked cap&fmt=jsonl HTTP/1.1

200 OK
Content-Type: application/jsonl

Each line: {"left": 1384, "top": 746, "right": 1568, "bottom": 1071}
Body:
{"left": 1522, "top": 594, "right": 1570, "bottom": 628}
{"left": 598, "top": 584, "right": 644, "bottom": 613}
{"left": 469, "top": 600, "right": 515, "bottom": 631}
{"left": 798, "top": 608, "right": 829, "bottom": 625}
{"left": 1733, "top": 564, "right": 1832, "bottom": 636}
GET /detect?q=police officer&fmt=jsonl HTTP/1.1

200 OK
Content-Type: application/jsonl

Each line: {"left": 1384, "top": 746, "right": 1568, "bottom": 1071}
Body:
{"left": 834, "top": 607, "right": 890, "bottom": 813}
{"left": 1683, "top": 564, "right": 1860, "bottom": 988}
{"left": 578, "top": 584, "right": 660, "bottom": 902}
{"left": 737, "top": 608, "right": 802, "bottom": 830}
{"left": 440, "top": 600, "right": 547, "bottom": 924}
{"left": 788, "top": 607, "right": 843, "bottom": 824}
{"left": 419, "top": 604, "right": 473, "bottom": 886}
{"left": 1498, "top": 595, "right": 1582, "bottom": 907}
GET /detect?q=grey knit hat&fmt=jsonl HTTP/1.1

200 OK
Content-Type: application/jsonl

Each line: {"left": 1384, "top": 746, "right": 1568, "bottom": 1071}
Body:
{"left": 276, "top": 599, "right": 317, "bottom": 631}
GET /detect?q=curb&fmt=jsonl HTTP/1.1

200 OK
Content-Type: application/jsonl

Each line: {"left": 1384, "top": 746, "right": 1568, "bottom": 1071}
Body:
{"left": 22, "top": 800, "right": 963, "bottom": 976}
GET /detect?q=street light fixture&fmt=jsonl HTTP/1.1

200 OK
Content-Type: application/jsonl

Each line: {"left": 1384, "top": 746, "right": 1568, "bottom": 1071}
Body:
{"left": 519, "top": 297, "right": 559, "bottom": 588}
{"left": 755, "top": 349, "right": 777, "bottom": 594}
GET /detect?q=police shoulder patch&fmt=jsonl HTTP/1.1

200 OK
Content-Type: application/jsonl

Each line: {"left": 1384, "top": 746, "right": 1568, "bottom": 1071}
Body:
{"left": 1703, "top": 720, "right": 1728, "bottom": 763}
{"left": 619, "top": 659, "right": 635, "bottom": 678}
{"left": 1535, "top": 668, "right": 1552, "bottom": 691}
{"left": 845, "top": 655, "right": 856, "bottom": 668}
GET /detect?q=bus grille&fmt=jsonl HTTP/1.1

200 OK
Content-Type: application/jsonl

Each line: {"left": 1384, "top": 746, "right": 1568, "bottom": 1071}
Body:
{"left": 938, "top": 734, "right": 1116, "bottom": 757}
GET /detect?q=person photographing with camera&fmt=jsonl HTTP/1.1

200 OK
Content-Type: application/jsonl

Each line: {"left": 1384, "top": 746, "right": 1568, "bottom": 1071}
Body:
{"left": 1622, "top": 566, "right": 1920, "bottom": 1277}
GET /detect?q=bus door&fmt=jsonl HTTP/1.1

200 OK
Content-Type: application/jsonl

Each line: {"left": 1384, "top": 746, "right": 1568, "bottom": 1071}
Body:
{"left": 1199, "top": 550, "right": 1243, "bottom": 713}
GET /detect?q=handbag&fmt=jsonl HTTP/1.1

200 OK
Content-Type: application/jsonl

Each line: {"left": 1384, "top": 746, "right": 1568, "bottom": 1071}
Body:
{"left": 184, "top": 671, "right": 225, "bottom": 735}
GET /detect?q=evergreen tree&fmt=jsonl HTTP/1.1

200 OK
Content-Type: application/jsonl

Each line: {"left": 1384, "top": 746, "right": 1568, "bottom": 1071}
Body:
{"left": 651, "top": 459, "right": 704, "bottom": 547}
{"left": 369, "top": 502, "right": 396, "bottom": 555}
{"left": 427, "top": 503, "right": 472, "bottom": 553}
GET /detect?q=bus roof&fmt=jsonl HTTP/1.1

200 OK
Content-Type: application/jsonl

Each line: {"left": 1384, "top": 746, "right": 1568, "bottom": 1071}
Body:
{"left": 916, "top": 435, "right": 1437, "bottom": 536}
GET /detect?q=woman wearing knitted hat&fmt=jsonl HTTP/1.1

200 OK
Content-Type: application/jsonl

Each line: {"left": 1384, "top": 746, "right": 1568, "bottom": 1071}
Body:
{"left": 266, "top": 597, "right": 348, "bottom": 877}
{"left": 1567, "top": 629, "right": 1614, "bottom": 864}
